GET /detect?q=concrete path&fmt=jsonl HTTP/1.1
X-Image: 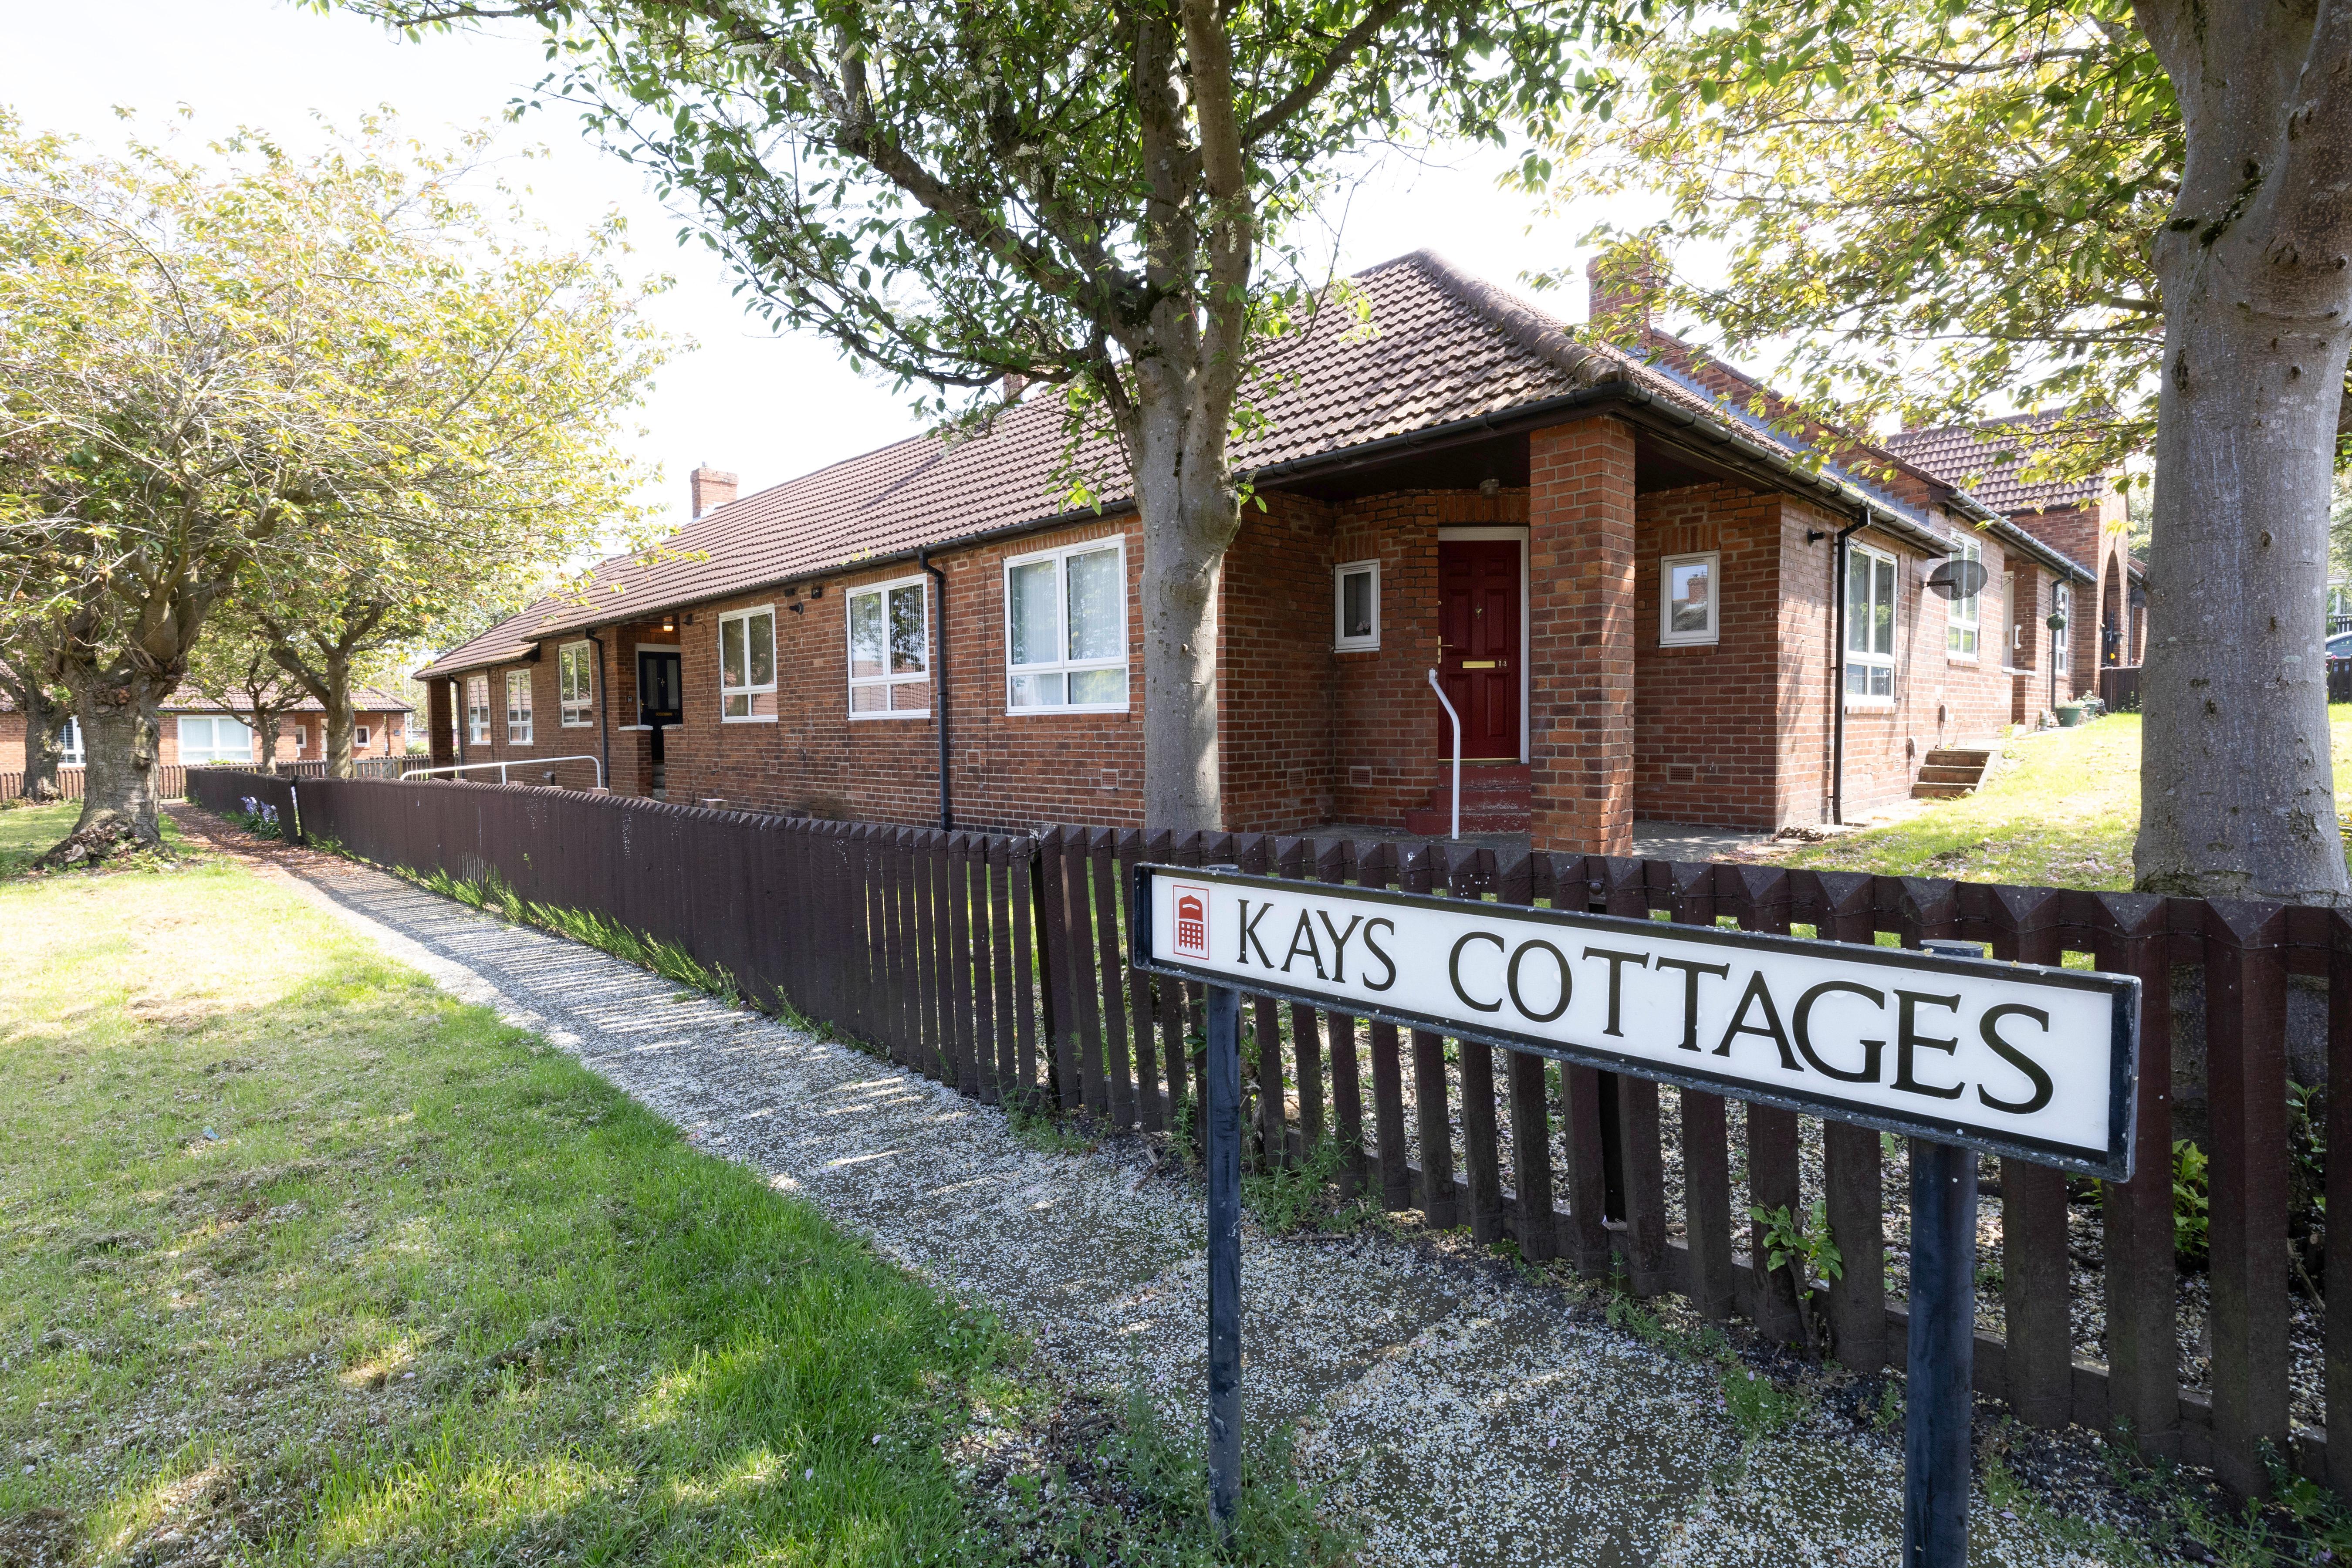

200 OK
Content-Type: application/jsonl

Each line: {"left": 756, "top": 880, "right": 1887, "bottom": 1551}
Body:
{"left": 223, "top": 826, "right": 2132, "bottom": 1567}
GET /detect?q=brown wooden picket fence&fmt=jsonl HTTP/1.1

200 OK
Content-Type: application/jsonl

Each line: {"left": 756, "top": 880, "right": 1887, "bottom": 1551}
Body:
{"left": 230, "top": 774, "right": 2345, "bottom": 1500}
{"left": 0, "top": 763, "right": 189, "bottom": 804}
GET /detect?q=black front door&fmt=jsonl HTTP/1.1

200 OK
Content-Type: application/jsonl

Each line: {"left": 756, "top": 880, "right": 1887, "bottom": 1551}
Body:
{"left": 637, "top": 648, "right": 682, "bottom": 726}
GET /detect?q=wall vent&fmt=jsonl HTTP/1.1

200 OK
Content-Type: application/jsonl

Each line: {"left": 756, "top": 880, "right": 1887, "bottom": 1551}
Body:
{"left": 1667, "top": 763, "right": 1698, "bottom": 784}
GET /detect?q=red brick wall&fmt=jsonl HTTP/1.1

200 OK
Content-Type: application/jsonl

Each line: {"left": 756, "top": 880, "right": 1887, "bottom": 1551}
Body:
{"left": 1219, "top": 492, "right": 1341, "bottom": 831}
{"left": 1631, "top": 483, "right": 1784, "bottom": 827}
{"left": 1320, "top": 489, "right": 1531, "bottom": 829}
{"left": 1528, "top": 416, "right": 1638, "bottom": 854}
{"left": 1771, "top": 506, "right": 2028, "bottom": 820}
{"left": 647, "top": 514, "right": 1146, "bottom": 829}
{"left": 2009, "top": 492, "right": 2135, "bottom": 698}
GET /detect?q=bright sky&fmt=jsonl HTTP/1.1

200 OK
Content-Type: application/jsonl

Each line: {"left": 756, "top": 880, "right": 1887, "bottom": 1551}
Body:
{"left": 0, "top": 0, "right": 1629, "bottom": 528}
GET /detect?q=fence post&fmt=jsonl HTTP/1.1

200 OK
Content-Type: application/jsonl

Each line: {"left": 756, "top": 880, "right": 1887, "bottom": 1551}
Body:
{"left": 2203, "top": 898, "right": 2291, "bottom": 1497}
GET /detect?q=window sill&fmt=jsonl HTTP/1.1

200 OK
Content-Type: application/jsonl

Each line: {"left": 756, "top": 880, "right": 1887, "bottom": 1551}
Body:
{"left": 721, "top": 715, "right": 778, "bottom": 724}
{"left": 847, "top": 711, "right": 930, "bottom": 722}
{"left": 561, "top": 719, "right": 593, "bottom": 728}
{"left": 1659, "top": 635, "right": 1720, "bottom": 649}
{"left": 1004, "top": 706, "right": 1132, "bottom": 718}
{"left": 1946, "top": 654, "right": 1980, "bottom": 666}
{"left": 1334, "top": 640, "right": 1381, "bottom": 654}
{"left": 1842, "top": 700, "right": 1895, "bottom": 712}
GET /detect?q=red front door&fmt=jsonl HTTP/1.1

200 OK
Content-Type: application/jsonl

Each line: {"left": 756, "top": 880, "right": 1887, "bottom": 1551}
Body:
{"left": 1436, "top": 538, "right": 1522, "bottom": 761}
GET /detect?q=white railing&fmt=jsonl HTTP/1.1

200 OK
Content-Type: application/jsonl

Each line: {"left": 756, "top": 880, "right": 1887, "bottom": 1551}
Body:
{"left": 399, "top": 754, "right": 605, "bottom": 790}
{"left": 1426, "top": 669, "right": 1461, "bottom": 841}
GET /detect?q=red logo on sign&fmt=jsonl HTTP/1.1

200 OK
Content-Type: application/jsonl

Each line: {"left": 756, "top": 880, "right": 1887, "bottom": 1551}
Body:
{"left": 1172, "top": 885, "right": 1209, "bottom": 957}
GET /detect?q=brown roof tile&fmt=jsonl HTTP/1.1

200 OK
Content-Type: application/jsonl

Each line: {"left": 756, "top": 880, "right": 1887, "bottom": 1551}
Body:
{"left": 1883, "top": 414, "right": 2108, "bottom": 517}
{"left": 418, "top": 250, "right": 1886, "bottom": 679}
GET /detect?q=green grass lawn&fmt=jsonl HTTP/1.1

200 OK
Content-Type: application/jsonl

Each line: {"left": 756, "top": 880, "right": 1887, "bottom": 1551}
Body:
{"left": 0, "top": 805, "right": 1326, "bottom": 1566}
{"left": 1764, "top": 707, "right": 2352, "bottom": 889}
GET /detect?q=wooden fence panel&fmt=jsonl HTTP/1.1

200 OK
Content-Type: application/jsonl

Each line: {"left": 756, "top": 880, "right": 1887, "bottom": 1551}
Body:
{"left": 1118, "top": 831, "right": 1162, "bottom": 1131}
{"left": 250, "top": 784, "right": 2352, "bottom": 1504}
{"left": 1089, "top": 828, "right": 1135, "bottom": 1128}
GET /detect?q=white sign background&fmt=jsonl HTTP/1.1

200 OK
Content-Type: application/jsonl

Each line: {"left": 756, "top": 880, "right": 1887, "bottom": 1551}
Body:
{"left": 1138, "top": 866, "right": 2138, "bottom": 1176}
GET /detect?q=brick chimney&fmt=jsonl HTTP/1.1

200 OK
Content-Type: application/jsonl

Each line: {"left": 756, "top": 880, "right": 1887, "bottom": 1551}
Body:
{"left": 1585, "top": 247, "right": 1663, "bottom": 342}
{"left": 689, "top": 463, "right": 738, "bottom": 519}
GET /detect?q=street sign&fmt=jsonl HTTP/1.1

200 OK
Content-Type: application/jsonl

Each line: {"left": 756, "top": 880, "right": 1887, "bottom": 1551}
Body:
{"left": 1129, "top": 861, "right": 2141, "bottom": 1565}
{"left": 1133, "top": 863, "right": 2138, "bottom": 1179}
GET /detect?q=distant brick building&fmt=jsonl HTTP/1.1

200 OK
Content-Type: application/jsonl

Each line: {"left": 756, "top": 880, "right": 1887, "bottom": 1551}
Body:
{"left": 1887, "top": 413, "right": 2145, "bottom": 710}
{"left": 0, "top": 683, "right": 414, "bottom": 776}
{"left": 416, "top": 251, "right": 2096, "bottom": 848}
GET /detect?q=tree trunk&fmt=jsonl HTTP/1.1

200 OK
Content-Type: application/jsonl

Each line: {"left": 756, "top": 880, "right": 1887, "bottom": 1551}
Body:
{"left": 2133, "top": 0, "right": 2352, "bottom": 905}
{"left": 19, "top": 687, "right": 66, "bottom": 804}
{"left": 322, "top": 656, "right": 356, "bottom": 778}
{"left": 57, "top": 666, "right": 169, "bottom": 848}
{"left": 1133, "top": 402, "right": 1241, "bottom": 833}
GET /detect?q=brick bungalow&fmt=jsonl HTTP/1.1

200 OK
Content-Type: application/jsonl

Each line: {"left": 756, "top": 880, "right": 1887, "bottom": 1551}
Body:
{"left": 414, "top": 251, "right": 2094, "bottom": 852}
{"left": 0, "top": 683, "right": 415, "bottom": 777}
{"left": 1887, "top": 413, "right": 2147, "bottom": 707}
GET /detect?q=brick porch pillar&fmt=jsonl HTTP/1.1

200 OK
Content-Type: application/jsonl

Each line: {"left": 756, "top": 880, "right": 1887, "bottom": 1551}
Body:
{"left": 1528, "top": 416, "right": 1638, "bottom": 854}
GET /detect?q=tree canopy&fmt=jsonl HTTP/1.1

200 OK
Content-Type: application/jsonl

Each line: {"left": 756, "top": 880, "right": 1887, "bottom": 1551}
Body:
{"left": 1518, "top": 0, "right": 2178, "bottom": 479}
{"left": 0, "top": 112, "right": 669, "bottom": 844}
{"left": 332, "top": 0, "right": 1595, "bottom": 827}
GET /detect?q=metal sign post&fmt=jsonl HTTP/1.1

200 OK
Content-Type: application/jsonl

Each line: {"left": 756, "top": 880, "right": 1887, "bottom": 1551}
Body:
{"left": 1127, "top": 862, "right": 2144, "bottom": 1564}
{"left": 1203, "top": 983, "right": 1243, "bottom": 1527}
{"left": 1906, "top": 1138, "right": 1978, "bottom": 1566}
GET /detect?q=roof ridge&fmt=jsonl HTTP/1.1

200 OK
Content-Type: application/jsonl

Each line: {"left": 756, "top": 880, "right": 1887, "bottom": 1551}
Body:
{"left": 1401, "top": 250, "right": 1622, "bottom": 388}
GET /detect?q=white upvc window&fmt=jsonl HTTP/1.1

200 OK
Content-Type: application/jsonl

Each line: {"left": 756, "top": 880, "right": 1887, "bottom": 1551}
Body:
{"left": 558, "top": 640, "right": 595, "bottom": 727}
{"left": 466, "top": 676, "right": 490, "bottom": 744}
{"left": 56, "top": 718, "right": 81, "bottom": 767}
{"left": 506, "top": 669, "right": 534, "bottom": 745}
{"left": 1334, "top": 560, "right": 1381, "bottom": 651}
{"left": 719, "top": 605, "right": 777, "bottom": 720}
{"left": 1005, "top": 539, "right": 1129, "bottom": 712}
{"left": 177, "top": 714, "right": 255, "bottom": 766}
{"left": 1659, "top": 551, "right": 1720, "bottom": 646}
{"left": 1946, "top": 538, "right": 1982, "bottom": 660}
{"left": 847, "top": 577, "right": 931, "bottom": 718}
{"left": 354, "top": 724, "right": 372, "bottom": 748}
{"left": 1844, "top": 544, "right": 1898, "bottom": 703}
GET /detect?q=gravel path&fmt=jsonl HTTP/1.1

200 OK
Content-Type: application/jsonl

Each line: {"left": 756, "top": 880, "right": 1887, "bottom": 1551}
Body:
{"left": 216, "top": 820, "right": 2141, "bottom": 1567}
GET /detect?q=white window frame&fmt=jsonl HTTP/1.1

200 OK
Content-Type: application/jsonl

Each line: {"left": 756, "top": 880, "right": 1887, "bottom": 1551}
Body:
{"left": 354, "top": 724, "right": 371, "bottom": 748}
{"left": 558, "top": 640, "right": 595, "bottom": 727}
{"left": 1333, "top": 559, "right": 1381, "bottom": 652}
{"left": 466, "top": 676, "right": 490, "bottom": 745}
{"left": 718, "top": 605, "right": 778, "bottom": 723}
{"left": 1003, "top": 538, "right": 1130, "bottom": 715}
{"left": 506, "top": 669, "right": 534, "bottom": 746}
{"left": 177, "top": 714, "right": 255, "bottom": 766}
{"left": 2053, "top": 582, "right": 2072, "bottom": 676}
{"left": 57, "top": 717, "right": 82, "bottom": 767}
{"left": 1945, "top": 538, "right": 1982, "bottom": 662}
{"left": 1659, "top": 550, "right": 1721, "bottom": 647}
{"left": 845, "top": 576, "right": 932, "bottom": 720}
{"left": 1844, "top": 543, "right": 1899, "bottom": 706}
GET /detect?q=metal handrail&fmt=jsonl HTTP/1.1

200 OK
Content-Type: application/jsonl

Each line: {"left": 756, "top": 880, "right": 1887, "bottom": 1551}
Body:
{"left": 1426, "top": 669, "right": 1461, "bottom": 841}
{"left": 399, "top": 754, "right": 605, "bottom": 790}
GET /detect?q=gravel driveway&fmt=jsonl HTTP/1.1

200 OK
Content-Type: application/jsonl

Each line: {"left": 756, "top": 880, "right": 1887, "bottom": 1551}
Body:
{"left": 227, "top": 824, "right": 2138, "bottom": 1568}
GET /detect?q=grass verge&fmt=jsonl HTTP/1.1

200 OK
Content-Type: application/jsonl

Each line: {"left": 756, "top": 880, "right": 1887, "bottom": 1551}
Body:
{"left": 1, "top": 810, "right": 1348, "bottom": 1565}
{"left": 1765, "top": 708, "right": 2352, "bottom": 889}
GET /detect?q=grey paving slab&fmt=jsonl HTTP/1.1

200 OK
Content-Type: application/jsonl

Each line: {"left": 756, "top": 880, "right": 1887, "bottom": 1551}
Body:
{"left": 230, "top": 830, "right": 2126, "bottom": 1568}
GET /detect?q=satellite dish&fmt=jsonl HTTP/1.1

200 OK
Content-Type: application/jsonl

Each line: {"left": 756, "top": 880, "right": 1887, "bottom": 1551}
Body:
{"left": 1925, "top": 558, "right": 1989, "bottom": 600}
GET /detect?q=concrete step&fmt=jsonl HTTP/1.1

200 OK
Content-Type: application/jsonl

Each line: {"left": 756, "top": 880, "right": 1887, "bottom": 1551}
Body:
{"left": 1922, "top": 748, "right": 1992, "bottom": 767}
{"left": 1911, "top": 782, "right": 1975, "bottom": 800}
{"left": 1915, "top": 765, "right": 1983, "bottom": 785}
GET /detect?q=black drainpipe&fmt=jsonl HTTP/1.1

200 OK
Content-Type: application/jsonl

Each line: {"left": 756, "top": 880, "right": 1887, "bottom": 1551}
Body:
{"left": 584, "top": 630, "right": 612, "bottom": 791}
{"left": 453, "top": 677, "right": 466, "bottom": 769}
{"left": 918, "top": 546, "right": 951, "bottom": 831}
{"left": 1829, "top": 517, "right": 1869, "bottom": 825}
